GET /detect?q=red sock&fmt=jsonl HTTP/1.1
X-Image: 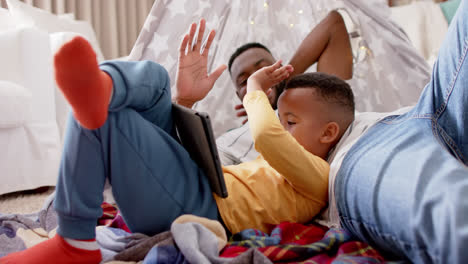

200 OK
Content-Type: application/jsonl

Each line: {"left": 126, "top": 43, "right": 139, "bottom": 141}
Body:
{"left": 54, "top": 36, "right": 113, "bottom": 130}
{"left": 0, "top": 235, "right": 101, "bottom": 264}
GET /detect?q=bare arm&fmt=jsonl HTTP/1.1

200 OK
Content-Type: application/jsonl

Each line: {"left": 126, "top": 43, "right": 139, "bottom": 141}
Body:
{"left": 288, "top": 11, "right": 353, "bottom": 80}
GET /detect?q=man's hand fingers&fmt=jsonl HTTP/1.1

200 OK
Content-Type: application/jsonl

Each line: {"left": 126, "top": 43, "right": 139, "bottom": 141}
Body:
{"left": 208, "top": 64, "right": 227, "bottom": 84}
{"left": 187, "top": 23, "right": 197, "bottom": 51}
{"left": 234, "top": 104, "right": 244, "bottom": 110}
{"left": 179, "top": 34, "right": 189, "bottom": 56}
{"left": 236, "top": 110, "right": 247, "bottom": 117}
{"left": 194, "top": 19, "right": 206, "bottom": 52}
{"left": 202, "top": 30, "right": 216, "bottom": 56}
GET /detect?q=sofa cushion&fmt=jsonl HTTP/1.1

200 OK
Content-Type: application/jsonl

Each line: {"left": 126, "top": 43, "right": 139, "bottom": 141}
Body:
{"left": 0, "top": 26, "right": 62, "bottom": 195}
{"left": 0, "top": 7, "right": 18, "bottom": 31}
{"left": 6, "top": 0, "right": 104, "bottom": 61}
{"left": 0, "top": 81, "right": 32, "bottom": 128}
{"left": 0, "top": 27, "right": 56, "bottom": 124}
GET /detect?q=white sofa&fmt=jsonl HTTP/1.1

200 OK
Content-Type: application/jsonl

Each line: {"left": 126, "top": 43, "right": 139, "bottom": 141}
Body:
{"left": 0, "top": 27, "right": 62, "bottom": 195}
{"left": 0, "top": 1, "right": 104, "bottom": 195}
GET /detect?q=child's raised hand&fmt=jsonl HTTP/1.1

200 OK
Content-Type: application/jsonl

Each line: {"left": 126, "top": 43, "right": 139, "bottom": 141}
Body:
{"left": 246, "top": 60, "right": 293, "bottom": 95}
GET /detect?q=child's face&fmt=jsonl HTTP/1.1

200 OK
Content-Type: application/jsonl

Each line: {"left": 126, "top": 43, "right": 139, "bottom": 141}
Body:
{"left": 277, "top": 88, "right": 330, "bottom": 157}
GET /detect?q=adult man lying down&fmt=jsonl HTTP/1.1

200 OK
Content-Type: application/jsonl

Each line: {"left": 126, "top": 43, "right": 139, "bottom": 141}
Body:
{"left": 217, "top": 10, "right": 354, "bottom": 165}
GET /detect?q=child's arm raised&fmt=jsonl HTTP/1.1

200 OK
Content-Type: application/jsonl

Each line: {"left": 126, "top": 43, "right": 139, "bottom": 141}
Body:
{"left": 246, "top": 60, "right": 293, "bottom": 95}
{"left": 243, "top": 63, "right": 329, "bottom": 201}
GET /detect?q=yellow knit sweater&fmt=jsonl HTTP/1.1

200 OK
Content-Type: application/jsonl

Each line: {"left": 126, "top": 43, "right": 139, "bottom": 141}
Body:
{"left": 214, "top": 91, "right": 329, "bottom": 234}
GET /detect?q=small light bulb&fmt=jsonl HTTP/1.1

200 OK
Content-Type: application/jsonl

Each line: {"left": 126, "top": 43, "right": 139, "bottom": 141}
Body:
{"left": 290, "top": 23, "right": 294, "bottom": 28}
{"left": 250, "top": 20, "right": 255, "bottom": 25}
{"left": 264, "top": 2, "right": 268, "bottom": 8}
{"left": 298, "top": 10, "right": 303, "bottom": 14}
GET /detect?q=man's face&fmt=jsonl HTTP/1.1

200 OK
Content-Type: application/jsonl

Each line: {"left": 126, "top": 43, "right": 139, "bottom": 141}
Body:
{"left": 230, "top": 48, "right": 277, "bottom": 105}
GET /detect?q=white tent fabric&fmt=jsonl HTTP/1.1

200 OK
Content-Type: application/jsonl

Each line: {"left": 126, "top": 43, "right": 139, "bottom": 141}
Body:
{"left": 129, "top": 0, "right": 431, "bottom": 137}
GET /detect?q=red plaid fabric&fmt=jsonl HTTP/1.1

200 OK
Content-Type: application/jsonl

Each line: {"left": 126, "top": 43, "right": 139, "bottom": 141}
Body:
{"left": 96, "top": 203, "right": 386, "bottom": 263}
{"left": 221, "top": 222, "right": 386, "bottom": 263}
{"left": 98, "top": 202, "right": 130, "bottom": 233}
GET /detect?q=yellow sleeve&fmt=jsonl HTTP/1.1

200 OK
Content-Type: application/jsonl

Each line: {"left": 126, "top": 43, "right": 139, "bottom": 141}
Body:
{"left": 243, "top": 91, "right": 329, "bottom": 200}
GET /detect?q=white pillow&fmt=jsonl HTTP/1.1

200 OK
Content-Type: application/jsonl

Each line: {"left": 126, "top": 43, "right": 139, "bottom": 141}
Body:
{"left": 6, "top": 0, "right": 104, "bottom": 61}
{"left": 0, "top": 81, "right": 32, "bottom": 128}
{"left": 0, "top": 7, "right": 18, "bottom": 31}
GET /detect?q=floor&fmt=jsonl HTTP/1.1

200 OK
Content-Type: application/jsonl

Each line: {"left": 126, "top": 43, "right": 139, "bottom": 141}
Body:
{"left": 0, "top": 187, "right": 55, "bottom": 215}
{"left": 0, "top": 185, "right": 115, "bottom": 215}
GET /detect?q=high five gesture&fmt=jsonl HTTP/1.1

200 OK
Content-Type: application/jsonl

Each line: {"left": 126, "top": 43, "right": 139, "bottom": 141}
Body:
{"left": 174, "top": 19, "right": 227, "bottom": 108}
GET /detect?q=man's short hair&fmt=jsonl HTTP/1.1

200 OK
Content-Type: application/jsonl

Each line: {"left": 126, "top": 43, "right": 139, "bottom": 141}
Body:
{"left": 285, "top": 72, "right": 355, "bottom": 115}
{"left": 228, "top": 42, "right": 272, "bottom": 73}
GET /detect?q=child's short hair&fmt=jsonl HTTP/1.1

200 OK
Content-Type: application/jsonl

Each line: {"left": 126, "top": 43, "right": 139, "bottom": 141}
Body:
{"left": 285, "top": 72, "right": 355, "bottom": 124}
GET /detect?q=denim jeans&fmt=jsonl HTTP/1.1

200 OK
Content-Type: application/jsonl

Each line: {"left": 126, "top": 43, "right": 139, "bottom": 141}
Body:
{"left": 54, "top": 61, "right": 218, "bottom": 240}
{"left": 336, "top": 1, "right": 468, "bottom": 263}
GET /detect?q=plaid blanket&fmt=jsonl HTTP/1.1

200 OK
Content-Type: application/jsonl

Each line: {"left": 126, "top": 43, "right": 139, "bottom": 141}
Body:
{"left": 98, "top": 202, "right": 131, "bottom": 233}
{"left": 99, "top": 204, "right": 387, "bottom": 263}
{"left": 221, "top": 222, "right": 386, "bottom": 263}
{"left": 1, "top": 199, "right": 388, "bottom": 263}
{"left": 100, "top": 204, "right": 388, "bottom": 263}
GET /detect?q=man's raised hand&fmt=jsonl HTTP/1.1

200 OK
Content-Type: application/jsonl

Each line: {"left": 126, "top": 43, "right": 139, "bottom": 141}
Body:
{"left": 174, "top": 19, "right": 227, "bottom": 108}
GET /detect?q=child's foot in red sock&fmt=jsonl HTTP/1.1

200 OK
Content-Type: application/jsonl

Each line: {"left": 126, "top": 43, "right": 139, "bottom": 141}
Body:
{"left": 0, "top": 235, "right": 101, "bottom": 264}
{"left": 54, "top": 36, "right": 113, "bottom": 129}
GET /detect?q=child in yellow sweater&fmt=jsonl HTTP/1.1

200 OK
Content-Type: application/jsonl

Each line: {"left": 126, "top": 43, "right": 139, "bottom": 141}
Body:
{"left": 217, "top": 59, "right": 354, "bottom": 234}
{"left": 1, "top": 19, "right": 354, "bottom": 264}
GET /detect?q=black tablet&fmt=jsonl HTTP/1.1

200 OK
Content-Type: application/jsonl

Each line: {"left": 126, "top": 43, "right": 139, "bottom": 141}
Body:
{"left": 172, "top": 103, "right": 228, "bottom": 198}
